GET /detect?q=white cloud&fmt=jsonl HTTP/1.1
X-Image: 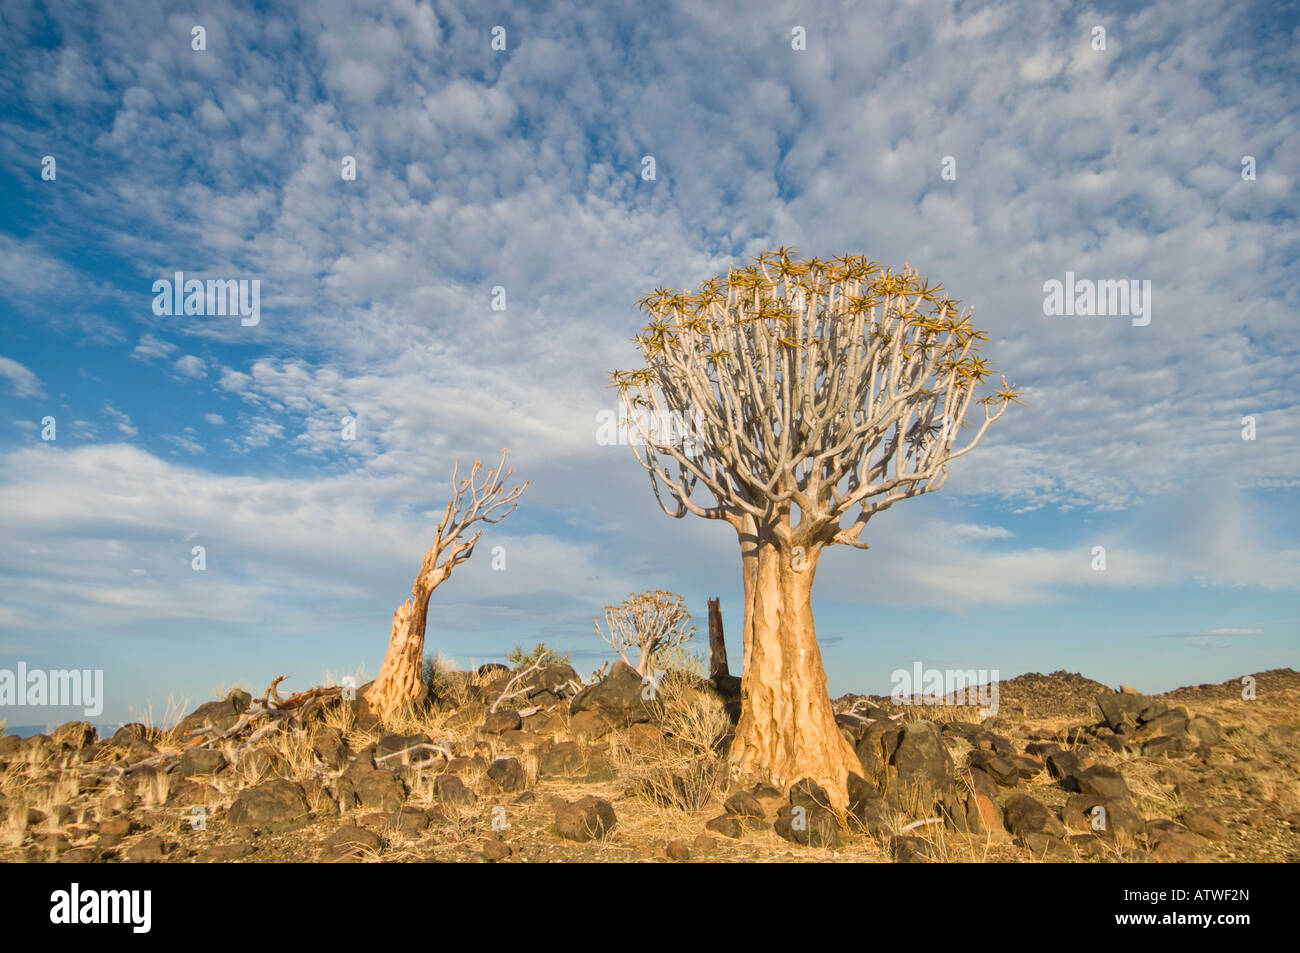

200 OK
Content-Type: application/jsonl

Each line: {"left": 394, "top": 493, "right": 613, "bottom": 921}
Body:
{"left": 132, "top": 334, "right": 178, "bottom": 362}
{"left": 103, "top": 403, "right": 137, "bottom": 437}
{"left": 0, "top": 357, "right": 44, "bottom": 398}
{"left": 174, "top": 355, "right": 208, "bottom": 379}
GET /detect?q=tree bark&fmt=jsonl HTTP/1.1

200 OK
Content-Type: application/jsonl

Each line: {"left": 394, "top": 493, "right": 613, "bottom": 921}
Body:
{"left": 366, "top": 565, "right": 444, "bottom": 718}
{"left": 707, "top": 598, "right": 729, "bottom": 680}
{"left": 728, "top": 537, "right": 860, "bottom": 812}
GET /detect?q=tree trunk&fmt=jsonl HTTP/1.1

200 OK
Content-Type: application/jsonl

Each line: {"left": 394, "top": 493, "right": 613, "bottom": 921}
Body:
{"left": 707, "top": 597, "right": 729, "bottom": 679}
{"left": 366, "top": 580, "right": 434, "bottom": 719}
{"left": 728, "top": 537, "right": 860, "bottom": 812}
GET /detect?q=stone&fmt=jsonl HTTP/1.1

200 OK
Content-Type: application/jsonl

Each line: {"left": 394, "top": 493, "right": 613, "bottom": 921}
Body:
{"left": 890, "top": 835, "right": 942, "bottom": 862}
{"left": 789, "top": 777, "right": 835, "bottom": 813}
{"left": 1063, "top": 794, "right": 1143, "bottom": 840}
{"left": 963, "top": 765, "right": 1000, "bottom": 801}
{"left": 1182, "top": 811, "right": 1226, "bottom": 841}
{"left": 890, "top": 721, "right": 954, "bottom": 803}
{"left": 724, "top": 791, "right": 765, "bottom": 818}
{"left": 1148, "top": 829, "right": 1205, "bottom": 862}
{"left": 125, "top": 836, "right": 170, "bottom": 862}
{"left": 228, "top": 779, "right": 312, "bottom": 828}
{"left": 435, "top": 773, "right": 477, "bottom": 807}
{"left": 1045, "top": 750, "right": 1084, "bottom": 783}
{"left": 569, "top": 709, "right": 616, "bottom": 742}
{"left": 706, "top": 814, "right": 743, "bottom": 839}
{"left": 323, "top": 825, "right": 382, "bottom": 861}
{"left": 480, "top": 838, "right": 512, "bottom": 862}
{"left": 555, "top": 796, "right": 616, "bottom": 842}
{"left": 375, "top": 732, "right": 435, "bottom": 762}
{"left": 487, "top": 757, "right": 528, "bottom": 793}
{"left": 1186, "top": 715, "right": 1223, "bottom": 745}
{"left": 1132, "top": 709, "right": 1190, "bottom": 743}
{"left": 967, "top": 751, "right": 1020, "bottom": 788}
{"left": 481, "top": 710, "right": 523, "bottom": 734}
{"left": 568, "top": 661, "right": 652, "bottom": 726}
{"left": 1017, "top": 832, "right": 1075, "bottom": 860}
{"left": 1002, "top": 794, "right": 1067, "bottom": 838}
{"left": 175, "top": 692, "right": 249, "bottom": 737}
{"left": 352, "top": 769, "right": 407, "bottom": 812}
{"left": 52, "top": 721, "right": 96, "bottom": 749}
{"left": 1095, "top": 692, "right": 1146, "bottom": 732}
{"left": 391, "top": 806, "right": 430, "bottom": 836}
{"left": 1075, "top": 764, "right": 1132, "bottom": 801}
{"left": 311, "top": 727, "right": 350, "bottom": 769}
{"left": 197, "top": 841, "right": 254, "bottom": 862}
{"left": 626, "top": 722, "right": 664, "bottom": 750}
{"left": 665, "top": 839, "right": 691, "bottom": 861}
{"left": 774, "top": 803, "right": 840, "bottom": 848}
{"left": 177, "top": 747, "right": 227, "bottom": 777}
{"left": 847, "top": 772, "right": 893, "bottom": 836}
{"left": 966, "top": 792, "right": 1002, "bottom": 834}
{"left": 521, "top": 662, "right": 582, "bottom": 697}
{"left": 168, "top": 780, "right": 221, "bottom": 807}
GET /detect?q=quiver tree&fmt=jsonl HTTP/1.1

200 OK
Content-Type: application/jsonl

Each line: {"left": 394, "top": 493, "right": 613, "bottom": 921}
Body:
{"left": 366, "top": 450, "right": 528, "bottom": 720}
{"left": 595, "top": 589, "right": 697, "bottom": 677}
{"left": 610, "top": 249, "right": 1020, "bottom": 810}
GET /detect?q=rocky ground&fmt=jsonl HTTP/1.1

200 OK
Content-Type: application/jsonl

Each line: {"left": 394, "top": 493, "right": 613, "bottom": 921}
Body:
{"left": 1, "top": 663, "right": 1296, "bottom": 863}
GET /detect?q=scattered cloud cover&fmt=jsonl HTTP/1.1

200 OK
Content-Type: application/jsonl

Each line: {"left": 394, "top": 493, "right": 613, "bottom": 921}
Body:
{"left": 0, "top": 0, "right": 1296, "bottom": 721}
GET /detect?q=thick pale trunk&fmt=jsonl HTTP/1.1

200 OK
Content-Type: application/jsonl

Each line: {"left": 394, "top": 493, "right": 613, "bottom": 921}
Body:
{"left": 366, "top": 580, "right": 434, "bottom": 719}
{"left": 728, "top": 537, "right": 860, "bottom": 812}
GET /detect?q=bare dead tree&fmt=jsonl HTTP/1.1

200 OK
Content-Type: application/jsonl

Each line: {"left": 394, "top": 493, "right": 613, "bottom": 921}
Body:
{"left": 366, "top": 449, "right": 528, "bottom": 720}
{"left": 610, "top": 249, "right": 1020, "bottom": 810}
{"left": 595, "top": 589, "right": 697, "bottom": 677}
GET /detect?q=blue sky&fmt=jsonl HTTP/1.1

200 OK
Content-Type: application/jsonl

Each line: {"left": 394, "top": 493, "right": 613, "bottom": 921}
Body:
{"left": 1, "top": 0, "right": 1297, "bottom": 726}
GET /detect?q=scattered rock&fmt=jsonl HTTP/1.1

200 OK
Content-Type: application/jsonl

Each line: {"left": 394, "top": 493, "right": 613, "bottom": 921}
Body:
{"left": 53, "top": 721, "right": 96, "bottom": 750}
{"left": 353, "top": 769, "right": 407, "bottom": 812}
{"left": 706, "top": 814, "right": 743, "bottom": 839}
{"left": 1002, "top": 794, "right": 1068, "bottom": 839}
{"left": 1016, "top": 832, "right": 1075, "bottom": 860}
{"left": 569, "top": 710, "right": 615, "bottom": 742}
{"left": 323, "top": 825, "right": 382, "bottom": 861}
{"left": 481, "top": 710, "right": 523, "bottom": 734}
{"left": 890, "top": 721, "right": 955, "bottom": 802}
{"left": 724, "top": 790, "right": 765, "bottom": 818}
{"left": 435, "top": 773, "right": 477, "bottom": 807}
{"left": 555, "top": 796, "right": 617, "bottom": 842}
{"left": 1074, "top": 764, "right": 1132, "bottom": 801}
{"left": 125, "top": 836, "right": 170, "bottom": 863}
{"left": 228, "top": 779, "right": 312, "bottom": 829}
{"left": 569, "top": 660, "right": 652, "bottom": 726}
{"left": 890, "top": 835, "right": 942, "bottom": 862}
{"left": 1063, "top": 794, "right": 1144, "bottom": 840}
{"left": 774, "top": 802, "right": 840, "bottom": 849}
{"left": 1181, "top": 811, "right": 1226, "bottom": 841}
{"left": 177, "top": 747, "right": 227, "bottom": 777}
{"left": 487, "top": 757, "right": 528, "bottom": 793}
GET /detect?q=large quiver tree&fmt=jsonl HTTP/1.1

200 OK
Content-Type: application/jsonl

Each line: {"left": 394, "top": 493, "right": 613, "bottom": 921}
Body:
{"left": 610, "top": 249, "right": 1020, "bottom": 810}
{"left": 366, "top": 450, "right": 528, "bottom": 720}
